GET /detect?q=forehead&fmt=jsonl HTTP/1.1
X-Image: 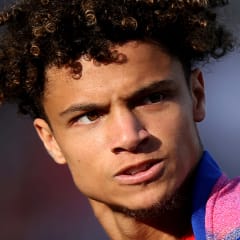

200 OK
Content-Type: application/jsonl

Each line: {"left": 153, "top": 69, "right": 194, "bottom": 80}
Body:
{"left": 43, "top": 42, "right": 184, "bottom": 112}
{"left": 45, "top": 42, "right": 181, "bottom": 89}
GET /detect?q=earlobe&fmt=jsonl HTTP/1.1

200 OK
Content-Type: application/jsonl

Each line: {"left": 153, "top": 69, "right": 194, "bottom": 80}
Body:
{"left": 190, "top": 69, "right": 206, "bottom": 122}
{"left": 33, "top": 118, "right": 66, "bottom": 164}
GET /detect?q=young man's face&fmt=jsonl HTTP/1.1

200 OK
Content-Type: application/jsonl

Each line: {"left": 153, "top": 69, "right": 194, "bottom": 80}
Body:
{"left": 34, "top": 41, "right": 205, "bottom": 213}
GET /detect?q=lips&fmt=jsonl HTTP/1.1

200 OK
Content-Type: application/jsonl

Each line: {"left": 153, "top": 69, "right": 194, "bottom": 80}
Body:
{"left": 124, "top": 162, "right": 155, "bottom": 175}
{"left": 114, "top": 159, "right": 164, "bottom": 185}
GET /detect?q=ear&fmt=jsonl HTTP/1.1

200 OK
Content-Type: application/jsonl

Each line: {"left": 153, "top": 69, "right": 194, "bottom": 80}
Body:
{"left": 190, "top": 69, "right": 206, "bottom": 122}
{"left": 33, "top": 118, "right": 66, "bottom": 164}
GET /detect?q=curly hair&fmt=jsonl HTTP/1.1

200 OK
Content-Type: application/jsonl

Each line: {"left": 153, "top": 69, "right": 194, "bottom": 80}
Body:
{"left": 0, "top": 0, "right": 233, "bottom": 119}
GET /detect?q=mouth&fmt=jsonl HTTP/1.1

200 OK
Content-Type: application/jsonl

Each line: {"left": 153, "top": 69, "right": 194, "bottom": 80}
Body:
{"left": 114, "top": 159, "right": 164, "bottom": 185}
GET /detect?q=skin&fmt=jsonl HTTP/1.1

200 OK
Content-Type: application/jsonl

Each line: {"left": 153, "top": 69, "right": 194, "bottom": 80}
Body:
{"left": 34, "top": 41, "right": 205, "bottom": 240}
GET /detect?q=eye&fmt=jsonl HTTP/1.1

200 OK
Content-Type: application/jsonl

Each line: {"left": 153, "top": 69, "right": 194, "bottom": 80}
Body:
{"left": 75, "top": 110, "right": 103, "bottom": 124}
{"left": 142, "top": 92, "right": 165, "bottom": 105}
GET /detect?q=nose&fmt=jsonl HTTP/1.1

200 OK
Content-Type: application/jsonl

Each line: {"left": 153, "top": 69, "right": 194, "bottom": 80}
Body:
{"left": 108, "top": 108, "right": 150, "bottom": 153}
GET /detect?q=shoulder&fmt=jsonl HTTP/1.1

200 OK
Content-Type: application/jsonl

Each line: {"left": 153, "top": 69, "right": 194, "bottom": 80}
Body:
{"left": 212, "top": 175, "right": 240, "bottom": 196}
{"left": 205, "top": 175, "right": 240, "bottom": 239}
{"left": 210, "top": 175, "right": 240, "bottom": 206}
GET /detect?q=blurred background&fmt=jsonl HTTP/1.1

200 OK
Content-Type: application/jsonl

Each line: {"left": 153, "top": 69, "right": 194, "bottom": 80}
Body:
{"left": 0, "top": 1, "right": 239, "bottom": 240}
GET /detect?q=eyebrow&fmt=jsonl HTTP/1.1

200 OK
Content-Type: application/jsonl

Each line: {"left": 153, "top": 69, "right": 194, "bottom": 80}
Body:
{"left": 128, "top": 79, "right": 177, "bottom": 102}
{"left": 59, "top": 79, "right": 176, "bottom": 117}
{"left": 59, "top": 103, "right": 105, "bottom": 117}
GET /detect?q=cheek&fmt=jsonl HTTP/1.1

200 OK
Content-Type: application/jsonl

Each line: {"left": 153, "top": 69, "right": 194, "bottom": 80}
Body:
{"left": 148, "top": 103, "right": 195, "bottom": 142}
{"left": 59, "top": 127, "right": 105, "bottom": 163}
{"left": 57, "top": 136, "right": 101, "bottom": 188}
{"left": 149, "top": 105, "right": 198, "bottom": 171}
{"left": 65, "top": 149, "right": 105, "bottom": 198}
{"left": 58, "top": 132, "right": 110, "bottom": 197}
{"left": 163, "top": 108, "right": 198, "bottom": 161}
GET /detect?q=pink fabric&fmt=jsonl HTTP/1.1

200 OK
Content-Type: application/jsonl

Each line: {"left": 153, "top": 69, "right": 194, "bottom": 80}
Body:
{"left": 205, "top": 175, "right": 240, "bottom": 239}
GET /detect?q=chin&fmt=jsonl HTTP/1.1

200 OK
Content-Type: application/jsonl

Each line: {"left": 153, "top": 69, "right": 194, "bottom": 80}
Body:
{"left": 109, "top": 190, "right": 181, "bottom": 220}
{"left": 110, "top": 174, "right": 194, "bottom": 220}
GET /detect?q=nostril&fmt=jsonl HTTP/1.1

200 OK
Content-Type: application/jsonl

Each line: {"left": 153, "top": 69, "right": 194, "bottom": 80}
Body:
{"left": 112, "top": 144, "right": 137, "bottom": 154}
{"left": 113, "top": 147, "right": 126, "bottom": 154}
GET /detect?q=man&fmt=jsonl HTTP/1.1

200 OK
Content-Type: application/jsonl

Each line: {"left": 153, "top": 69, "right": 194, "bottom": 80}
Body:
{"left": 0, "top": 0, "right": 239, "bottom": 239}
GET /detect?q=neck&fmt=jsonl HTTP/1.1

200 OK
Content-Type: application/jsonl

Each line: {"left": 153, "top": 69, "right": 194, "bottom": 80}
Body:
{"left": 90, "top": 198, "right": 192, "bottom": 240}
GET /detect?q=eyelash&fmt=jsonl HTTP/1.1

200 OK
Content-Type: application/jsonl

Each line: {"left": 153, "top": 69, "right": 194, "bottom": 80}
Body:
{"left": 142, "top": 92, "right": 165, "bottom": 104}
{"left": 70, "top": 91, "right": 170, "bottom": 125}
{"left": 84, "top": 111, "right": 102, "bottom": 121}
{"left": 73, "top": 110, "right": 104, "bottom": 124}
{"left": 132, "top": 91, "right": 168, "bottom": 108}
